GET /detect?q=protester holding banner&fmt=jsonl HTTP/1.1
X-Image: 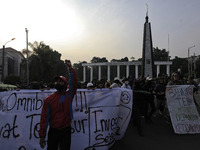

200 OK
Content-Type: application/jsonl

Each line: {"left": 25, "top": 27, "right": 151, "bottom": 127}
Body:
{"left": 121, "top": 78, "right": 131, "bottom": 89}
{"left": 105, "top": 80, "right": 111, "bottom": 88}
{"left": 165, "top": 72, "right": 184, "bottom": 124}
{"left": 186, "top": 76, "right": 199, "bottom": 106}
{"left": 165, "top": 84, "right": 200, "bottom": 134}
{"left": 167, "top": 72, "right": 183, "bottom": 85}
{"left": 186, "top": 76, "right": 198, "bottom": 93}
{"left": 110, "top": 77, "right": 122, "bottom": 88}
{"left": 39, "top": 60, "right": 78, "bottom": 150}
{"left": 86, "top": 82, "right": 95, "bottom": 90}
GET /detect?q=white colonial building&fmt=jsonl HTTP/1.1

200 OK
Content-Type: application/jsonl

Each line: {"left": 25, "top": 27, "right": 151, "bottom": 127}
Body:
{"left": 82, "top": 61, "right": 172, "bottom": 82}
{"left": 0, "top": 47, "right": 25, "bottom": 82}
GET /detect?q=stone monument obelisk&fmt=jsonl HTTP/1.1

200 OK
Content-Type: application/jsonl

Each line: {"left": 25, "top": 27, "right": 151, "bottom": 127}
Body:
{"left": 142, "top": 9, "right": 154, "bottom": 78}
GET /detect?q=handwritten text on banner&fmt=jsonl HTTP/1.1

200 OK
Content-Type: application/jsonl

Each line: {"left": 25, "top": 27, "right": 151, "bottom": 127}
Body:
{"left": 0, "top": 88, "right": 132, "bottom": 150}
{"left": 166, "top": 85, "right": 200, "bottom": 134}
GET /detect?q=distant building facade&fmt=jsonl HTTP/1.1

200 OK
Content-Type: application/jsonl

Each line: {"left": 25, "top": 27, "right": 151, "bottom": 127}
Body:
{"left": 82, "top": 61, "right": 172, "bottom": 82}
{"left": 0, "top": 47, "right": 25, "bottom": 82}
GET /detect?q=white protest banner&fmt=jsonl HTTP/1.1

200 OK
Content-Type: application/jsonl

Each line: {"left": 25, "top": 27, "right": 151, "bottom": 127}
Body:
{"left": 0, "top": 88, "right": 132, "bottom": 150}
{"left": 166, "top": 85, "right": 200, "bottom": 134}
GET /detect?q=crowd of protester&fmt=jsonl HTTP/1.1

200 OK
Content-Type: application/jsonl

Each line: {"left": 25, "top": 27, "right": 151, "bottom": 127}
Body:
{"left": 1, "top": 71, "right": 199, "bottom": 137}
{"left": 77, "top": 72, "right": 199, "bottom": 136}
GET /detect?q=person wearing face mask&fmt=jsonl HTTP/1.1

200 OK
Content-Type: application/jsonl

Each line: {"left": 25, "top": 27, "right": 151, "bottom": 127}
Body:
{"left": 39, "top": 60, "right": 77, "bottom": 150}
{"left": 121, "top": 78, "right": 131, "bottom": 89}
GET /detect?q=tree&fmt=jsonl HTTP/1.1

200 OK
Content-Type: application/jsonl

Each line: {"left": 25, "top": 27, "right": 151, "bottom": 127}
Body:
{"left": 153, "top": 47, "right": 168, "bottom": 61}
{"left": 90, "top": 57, "right": 108, "bottom": 81}
{"left": 73, "top": 61, "right": 88, "bottom": 82}
{"left": 170, "top": 56, "right": 188, "bottom": 77}
{"left": 120, "top": 57, "right": 129, "bottom": 62}
{"left": 91, "top": 57, "right": 108, "bottom": 63}
{"left": 130, "top": 57, "right": 135, "bottom": 62}
{"left": 195, "top": 56, "right": 200, "bottom": 78}
{"left": 110, "top": 57, "right": 129, "bottom": 80}
{"left": 27, "top": 41, "right": 68, "bottom": 83}
{"left": 21, "top": 48, "right": 32, "bottom": 57}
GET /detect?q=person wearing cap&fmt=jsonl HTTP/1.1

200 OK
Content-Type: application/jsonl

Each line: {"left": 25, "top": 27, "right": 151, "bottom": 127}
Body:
{"left": 110, "top": 77, "right": 122, "bottom": 88}
{"left": 86, "top": 82, "right": 95, "bottom": 90}
{"left": 39, "top": 60, "right": 77, "bottom": 150}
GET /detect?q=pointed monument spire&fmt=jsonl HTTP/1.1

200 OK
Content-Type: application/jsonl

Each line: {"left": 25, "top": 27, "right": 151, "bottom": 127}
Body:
{"left": 145, "top": 15, "right": 149, "bottom": 23}
{"left": 145, "top": 3, "right": 149, "bottom": 23}
{"left": 142, "top": 4, "right": 154, "bottom": 78}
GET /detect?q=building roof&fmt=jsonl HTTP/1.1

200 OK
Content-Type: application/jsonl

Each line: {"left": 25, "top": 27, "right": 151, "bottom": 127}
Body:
{"left": 0, "top": 47, "right": 25, "bottom": 59}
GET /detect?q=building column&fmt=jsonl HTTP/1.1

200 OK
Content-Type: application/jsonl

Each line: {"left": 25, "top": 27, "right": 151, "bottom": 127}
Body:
{"left": 135, "top": 65, "right": 138, "bottom": 79}
{"left": 90, "top": 66, "right": 93, "bottom": 82}
{"left": 167, "top": 65, "right": 170, "bottom": 76}
{"left": 83, "top": 66, "right": 86, "bottom": 82}
{"left": 157, "top": 65, "right": 160, "bottom": 77}
{"left": 98, "top": 66, "right": 101, "bottom": 80}
{"left": 117, "top": 65, "right": 120, "bottom": 79}
{"left": 126, "top": 65, "right": 129, "bottom": 78}
{"left": 107, "top": 65, "right": 110, "bottom": 81}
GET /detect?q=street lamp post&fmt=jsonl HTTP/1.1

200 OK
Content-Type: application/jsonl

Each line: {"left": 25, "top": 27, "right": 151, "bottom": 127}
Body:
{"left": 25, "top": 28, "right": 29, "bottom": 85}
{"left": 188, "top": 45, "right": 195, "bottom": 76}
{"left": 191, "top": 53, "right": 198, "bottom": 79}
{"left": 1, "top": 38, "right": 16, "bottom": 82}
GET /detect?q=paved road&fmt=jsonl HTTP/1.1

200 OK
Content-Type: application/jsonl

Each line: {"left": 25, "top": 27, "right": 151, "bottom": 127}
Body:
{"left": 110, "top": 116, "right": 200, "bottom": 150}
{"left": 110, "top": 91, "right": 200, "bottom": 150}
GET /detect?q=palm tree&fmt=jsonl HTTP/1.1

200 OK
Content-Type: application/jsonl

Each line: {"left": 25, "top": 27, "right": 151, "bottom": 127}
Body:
{"left": 27, "top": 41, "right": 67, "bottom": 83}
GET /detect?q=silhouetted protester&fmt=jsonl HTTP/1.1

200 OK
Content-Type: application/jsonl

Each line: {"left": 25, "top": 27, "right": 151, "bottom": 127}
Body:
{"left": 186, "top": 76, "right": 199, "bottom": 106}
{"left": 165, "top": 72, "right": 183, "bottom": 124}
{"left": 96, "top": 79, "right": 105, "bottom": 89}
{"left": 91, "top": 79, "right": 98, "bottom": 88}
{"left": 105, "top": 80, "right": 111, "bottom": 88}
{"left": 154, "top": 78, "right": 166, "bottom": 115}
{"left": 132, "top": 79, "right": 146, "bottom": 136}
{"left": 143, "top": 77, "right": 156, "bottom": 124}
{"left": 39, "top": 60, "right": 77, "bottom": 150}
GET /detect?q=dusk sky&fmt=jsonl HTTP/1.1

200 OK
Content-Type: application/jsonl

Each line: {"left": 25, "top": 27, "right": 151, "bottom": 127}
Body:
{"left": 0, "top": 0, "right": 200, "bottom": 63}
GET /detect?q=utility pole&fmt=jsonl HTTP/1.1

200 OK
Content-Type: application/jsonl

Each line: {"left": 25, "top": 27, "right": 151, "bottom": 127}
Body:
{"left": 2, "top": 45, "right": 5, "bottom": 82}
{"left": 1, "top": 38, "right": 15, "bottom": 82}
{"left": 167, "top": 34, "right": 169, "bottom": 61}
{"left": 188, "top": 45, "right": 195, "bottom": 76}
{"left": 193, "top": 53, "right": 197, "bottom": 79}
